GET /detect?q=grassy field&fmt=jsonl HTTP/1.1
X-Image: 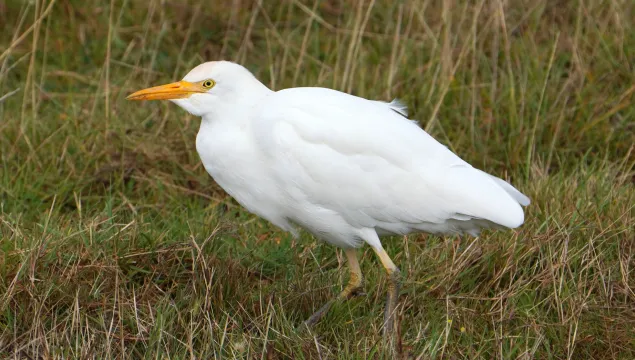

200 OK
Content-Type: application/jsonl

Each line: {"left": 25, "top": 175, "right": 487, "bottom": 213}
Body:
{"left": 1, "top": 0, "right": 634, "bottom": 358}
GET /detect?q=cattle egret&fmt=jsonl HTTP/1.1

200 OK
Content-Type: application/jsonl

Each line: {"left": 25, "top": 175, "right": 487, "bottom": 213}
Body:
{"left": 127, "top": 61, "right": 530, "bottom": 340}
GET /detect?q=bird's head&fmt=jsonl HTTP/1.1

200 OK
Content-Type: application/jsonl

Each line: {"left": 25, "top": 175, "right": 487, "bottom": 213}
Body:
{"left": 126, "top": 61, "right": 266, "bottom": 117}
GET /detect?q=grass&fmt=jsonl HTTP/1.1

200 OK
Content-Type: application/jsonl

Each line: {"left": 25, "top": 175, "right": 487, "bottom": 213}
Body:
{"left": 0, "top": 0, "right": 633, "bottom": 358}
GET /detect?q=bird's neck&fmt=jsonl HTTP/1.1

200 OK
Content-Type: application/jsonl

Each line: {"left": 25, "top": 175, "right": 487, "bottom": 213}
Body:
{"left": 202, "top": 81, "right": 272, "bottom": 125}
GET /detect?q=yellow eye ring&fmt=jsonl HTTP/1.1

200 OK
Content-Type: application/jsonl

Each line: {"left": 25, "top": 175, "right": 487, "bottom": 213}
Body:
{"left": 202, "top": 80, "right": 215, "bottom": 88}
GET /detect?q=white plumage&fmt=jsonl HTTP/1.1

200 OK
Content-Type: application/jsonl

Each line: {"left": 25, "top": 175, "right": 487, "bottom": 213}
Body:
{"left": 185, "top": 62, "right": 529, "bottom": 248}
{"left": 127, "top": 60, "right": 530, "bottom": 335}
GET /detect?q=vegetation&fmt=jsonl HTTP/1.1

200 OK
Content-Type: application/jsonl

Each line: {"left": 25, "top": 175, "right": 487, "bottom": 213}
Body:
{"left": 1, "top": 0, "right": 633, "bottom": 358}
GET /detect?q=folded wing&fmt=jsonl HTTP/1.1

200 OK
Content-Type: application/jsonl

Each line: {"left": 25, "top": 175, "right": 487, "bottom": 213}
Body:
{"left": 254, "top": 87, "right": 529, "bottom": 236}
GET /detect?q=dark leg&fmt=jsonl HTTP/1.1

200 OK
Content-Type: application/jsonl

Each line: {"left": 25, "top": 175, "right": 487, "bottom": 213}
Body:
{"left": 371, "top": 245, "right": 401, "bottom": 351}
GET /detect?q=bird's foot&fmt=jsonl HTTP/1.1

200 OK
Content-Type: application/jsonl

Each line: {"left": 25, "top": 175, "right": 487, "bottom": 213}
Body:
{"left": 302, "top": 282, "right": 365, "bottom": 328}
{"left": 303, "top": 299, "right": 335, "bottom": 328}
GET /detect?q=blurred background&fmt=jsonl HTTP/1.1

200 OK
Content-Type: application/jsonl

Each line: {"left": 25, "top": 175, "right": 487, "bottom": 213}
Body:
{"left": 1, "top": 0, "right": 633, "bottom": 358}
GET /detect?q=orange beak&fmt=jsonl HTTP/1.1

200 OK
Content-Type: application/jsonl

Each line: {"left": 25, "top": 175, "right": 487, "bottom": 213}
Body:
{"left": 126, "top": 80, "right": 206, "bottom": 101}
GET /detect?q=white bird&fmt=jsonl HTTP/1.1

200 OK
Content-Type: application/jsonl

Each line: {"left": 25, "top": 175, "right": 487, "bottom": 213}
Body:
{"left": 127, "top": 61, "right": 530, "bottom": 339}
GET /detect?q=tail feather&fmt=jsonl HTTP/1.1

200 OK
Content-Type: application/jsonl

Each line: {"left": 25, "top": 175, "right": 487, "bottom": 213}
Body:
{"left": 484, "top": 172, "right": 530, "bottom": 206}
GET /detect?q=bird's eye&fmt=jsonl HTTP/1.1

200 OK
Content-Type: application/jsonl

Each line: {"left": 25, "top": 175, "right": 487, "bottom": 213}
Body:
{"left": 202, "top": 80, "right": 215, "bottom": 88}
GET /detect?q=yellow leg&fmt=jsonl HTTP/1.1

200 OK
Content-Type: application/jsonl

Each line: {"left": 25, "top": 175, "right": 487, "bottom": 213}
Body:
{"left": 339, "top": 248, "right": 363, "bottom": 300}
{"left": 371, "top": 245, "right": 401, "bottom": 343}
{"left": 304, "top": 248, "right": 364, "bottom": 326}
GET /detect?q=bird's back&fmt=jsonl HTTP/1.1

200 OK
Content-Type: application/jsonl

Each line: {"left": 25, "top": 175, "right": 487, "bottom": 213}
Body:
{"left": 246, "top": 87, "right": 529, "bottom": 245}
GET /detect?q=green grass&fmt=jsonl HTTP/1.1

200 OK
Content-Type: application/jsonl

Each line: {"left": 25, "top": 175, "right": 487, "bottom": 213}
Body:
{"left": 1, "top": 0, "right": 634, "bottom": 358}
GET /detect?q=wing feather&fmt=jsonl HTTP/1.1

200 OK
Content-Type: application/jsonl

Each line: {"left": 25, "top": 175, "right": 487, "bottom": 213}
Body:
{"left": 254, "top": 87, "right": 528, "bottom": 235}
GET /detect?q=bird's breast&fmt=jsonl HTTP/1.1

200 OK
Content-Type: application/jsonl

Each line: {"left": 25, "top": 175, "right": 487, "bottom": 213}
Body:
{"left": 195, "top": 120, "right": 284, "bottom": 221}
{"left": 195, "top": 121, "right": 255, "bottom": 187}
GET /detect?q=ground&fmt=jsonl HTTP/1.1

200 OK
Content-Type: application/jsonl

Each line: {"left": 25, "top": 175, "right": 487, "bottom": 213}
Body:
{"left": 0, "top": 0, "right": 634, "bottom": 359}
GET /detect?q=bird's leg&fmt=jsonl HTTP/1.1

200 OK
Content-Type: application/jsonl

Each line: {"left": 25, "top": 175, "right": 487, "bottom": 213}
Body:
{"left": 304, "top": 248, "right": 364, "bottom": 327}
{"left": 371, "top": 245, "right": 401, "bottom": 345}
